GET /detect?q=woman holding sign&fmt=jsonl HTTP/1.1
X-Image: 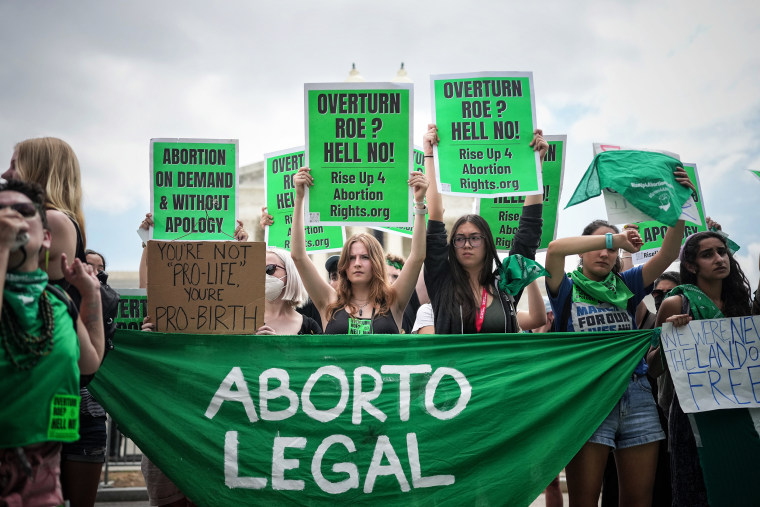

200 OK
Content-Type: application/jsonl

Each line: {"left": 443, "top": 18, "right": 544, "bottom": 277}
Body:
{"left": 422, "top": 124, "right": 548, "bottom": 334}
{"left": 651, "top": 231, "right": 753, "bottom": 505}
{"left": 544, "top": 168, "right": 692, "bottom": 507}
{"left": 291, "top": 167, "right": 428, "bottom": 334}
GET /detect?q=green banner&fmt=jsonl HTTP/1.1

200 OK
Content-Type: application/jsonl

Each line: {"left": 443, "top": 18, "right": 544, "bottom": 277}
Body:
{"left": 372, "top": 148, "right": 427, "bottom": 238}
{"left": 265, "top": 147, "right": 345, "bottom": 253}
{"left": 305, "top": 83, "right": 413, "bottom": 226}
{"left": 115, "top": 288, "right": 147, "bottom": 331}
{"left": 631, "top": 163, "right": 706, "bottom": 265}
{"left": 477, "top": 136, "right": 565, "bottom": 252}
{"left": 431, "top": 72, "right": 541, "bottom": 197}
{"left": 90, "top": 329, "right": 651, "bottom": 506}
{"left": 151, "top": 139, "right": 238, "bottom": 241}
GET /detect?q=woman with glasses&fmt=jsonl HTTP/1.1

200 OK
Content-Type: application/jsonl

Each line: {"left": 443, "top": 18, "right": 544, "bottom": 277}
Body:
{"left": 256, "top": 248, "right": 321, "bottom": 335}
{"left": 421, "top": 124, "right": 548, "bottom": 334}
{"left": 290, "top": 167, "right": 428, "bottom": 334}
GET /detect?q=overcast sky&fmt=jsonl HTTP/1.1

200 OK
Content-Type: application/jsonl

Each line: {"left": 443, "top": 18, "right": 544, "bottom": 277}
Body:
{"left": 2, "top": 0, "right": 758, "bottom": 288}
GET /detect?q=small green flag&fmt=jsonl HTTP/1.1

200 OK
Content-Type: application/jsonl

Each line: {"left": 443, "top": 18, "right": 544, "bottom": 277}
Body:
{"left": 567, "top": 150, "right": 692, "bottom": 226}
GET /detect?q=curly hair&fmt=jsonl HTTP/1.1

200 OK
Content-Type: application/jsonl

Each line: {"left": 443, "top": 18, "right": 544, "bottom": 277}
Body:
{"left": 679, "top": 231, "right": 752, "bottom": 317}
{"left": 325, "top": 233, "right": 395, "bottom": 321}
{"left": 447, "top": 214, "right": 501, "bottom": 328}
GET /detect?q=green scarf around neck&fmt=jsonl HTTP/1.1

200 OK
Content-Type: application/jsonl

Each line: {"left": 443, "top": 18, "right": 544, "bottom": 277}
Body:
{"left": 668, "top": 284, "right": 724, "bottom": 320}
{"left": 569, "top": 268, "right": 633, "bottom": 310}
{"left": 3, "top": 269, "right": 49, "bottom": 331}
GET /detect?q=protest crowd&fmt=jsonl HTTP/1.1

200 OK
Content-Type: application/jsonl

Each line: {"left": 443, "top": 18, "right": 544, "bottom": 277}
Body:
{"left": 3, "top": 83, "right": 760, "bottom": 507}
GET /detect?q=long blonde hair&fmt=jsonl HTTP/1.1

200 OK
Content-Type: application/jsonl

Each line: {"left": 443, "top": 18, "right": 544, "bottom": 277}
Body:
{"left": 15, "top": 137, "right": 86, "bottom": 246}
{"left": 326, "top": 233, "right": 395, "bottom": 320}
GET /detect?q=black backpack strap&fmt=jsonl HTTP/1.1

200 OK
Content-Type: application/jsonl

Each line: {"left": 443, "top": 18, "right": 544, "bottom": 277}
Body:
{"left": 45, "top": 283, "right": 78, "bottom": 331}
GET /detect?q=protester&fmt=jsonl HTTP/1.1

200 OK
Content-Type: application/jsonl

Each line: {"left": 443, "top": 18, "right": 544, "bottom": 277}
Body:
{"left": 255, "top": 248, "right": 321, "bottom": 335}
{"left": 0, "top": 179, "right": 103, "bottom": 506}
{"left": 544, "top": 159, "right": 693, "bottom": 507}
{"left": 422, "top": 124, "right": 548, "bottom": 334}
{"left": 651, "top": 231, "right": 753, "bottom": 505}
{"left": 4, "top": 137, "right": 111, "bottom": 506}
{"left": 290, "top": 166, "right": 427, "bottom": 334}
{"left": 85, "top": 249, "right": 106, "bottom": 274}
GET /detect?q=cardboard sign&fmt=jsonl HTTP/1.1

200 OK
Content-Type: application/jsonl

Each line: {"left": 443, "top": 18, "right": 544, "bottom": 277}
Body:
{"left": 661, "top": 316, "right": 760, "bottom": 413}
{"left": 264, "top": 146, "right": 345, "bottom": 252}
{"left": 431, "top": 72, "right": 542, "bottom": 197}
{"left": 115, "top": 288, "right": 147, "bottom": 331}
{"left": 151, "top": 138, "right": 239, "bottom": 241}
{"left": 147, "top": 241, "right": 264, "bottom": 334}
{"left": 304, "top": 82, "right": 413, "bottom": 226}
{"left": 477, "top": 135, "right": 565, "bottom": 252}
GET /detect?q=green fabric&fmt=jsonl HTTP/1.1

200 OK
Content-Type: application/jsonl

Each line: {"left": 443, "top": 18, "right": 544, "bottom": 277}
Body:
{"left": 709, "top": 227, "right": 741, "bottom": 255}
{"left": 497, "top": 254, "right": 548, "bottom": 296}
{"left": 3, "top": 269, "right": 48, "bottom": 331}
{"left": 566, "top": 150, "right": 693, "bottom": 226}
{"left": 569, "top": 269, "right": 633, "bottom": 310}
{"left": 669, "top": 284, "right": 724, "bottom": 320}
{"left": 1, "top": 285, "right": 80, "bottom": 446}
{"left": 90, "top": 328, "right": 652, "bottom": 506}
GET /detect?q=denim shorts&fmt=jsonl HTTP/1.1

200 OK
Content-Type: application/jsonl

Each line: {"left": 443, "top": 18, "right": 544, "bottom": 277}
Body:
{"left": 588, "top": 375, "right": 665, "bottom": 449}
{"left": 61, "top": 414, "right": 107, "bottom": 463}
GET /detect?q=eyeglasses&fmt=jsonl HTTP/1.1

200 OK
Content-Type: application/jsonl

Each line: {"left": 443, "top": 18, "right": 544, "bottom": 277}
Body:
{"left": 0, "top": 202, "right": 37, "bottom": 218}
{"left": 453, "top": 235, "right": 484, "bottom": 248}
{"left": 265, "top": 264, "right": 285, "bottom": 276}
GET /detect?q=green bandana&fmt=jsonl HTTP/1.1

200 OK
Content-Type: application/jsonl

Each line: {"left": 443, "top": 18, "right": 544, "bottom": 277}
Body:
{"left": 569, "top": 268, "right": 634, "bottom": 310}
{"left": 497, "top": 254, "right": 548, "bottom": 296}
{"left": 566, "top": 150, "right": 693, "bottom": 226}
{"left": 710, "top": 227, "right": 741, "bottom": 255}
{"left": 386, "top": 260, "right": 403, "bottom": 271}
{"left": 668, "top": 284, "right": 724, "bottom": 320}
{"left": 3, "top": 269, "right": 49, "bottom": 331}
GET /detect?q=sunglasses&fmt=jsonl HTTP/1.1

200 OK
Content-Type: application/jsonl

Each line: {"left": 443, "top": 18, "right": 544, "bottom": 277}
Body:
{"left": 265, "top": 264, "right": 285, "bottom": 276}
{"left": 0, "top": 202, "right": 37, "bottom": 218}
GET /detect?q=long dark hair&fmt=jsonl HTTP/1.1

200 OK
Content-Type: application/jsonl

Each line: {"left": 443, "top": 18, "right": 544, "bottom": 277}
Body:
{"left": 679, "top": 231, "right": 751, "bottom": 317}
{"left": 448, "top": 214, "right": 501, "bottom": 329}
{"left": 581, "top": 219, "right": 622, "bottom": 274}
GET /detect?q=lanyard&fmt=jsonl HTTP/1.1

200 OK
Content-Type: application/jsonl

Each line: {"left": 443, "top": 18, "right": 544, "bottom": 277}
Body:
{"left": 475, "top": 287, "right": 488, "bottom": 332}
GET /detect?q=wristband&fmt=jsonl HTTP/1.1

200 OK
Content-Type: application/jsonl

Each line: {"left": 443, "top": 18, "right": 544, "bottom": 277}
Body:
{"left": 414, "top": 200, "right": 425, "bottom": 206}
{"left": 414, "top": 204, "right": 428, "bottom": 215}
{"left": 605, "top": 232, "right": 613, "bottom": 250}
{"left": 423, "top": 155, "right": 433, "bottom": 158}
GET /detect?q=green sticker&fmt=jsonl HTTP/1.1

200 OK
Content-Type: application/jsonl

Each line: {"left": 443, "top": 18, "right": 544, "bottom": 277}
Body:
{"left": 348, "top": 318, "right": 373, "bottom": 335}
{"left": 265, "top": 147, "right": 345, "bottom": 253}
{"left": 431, "top": 72, "right": 541, "bottom": 197}
{"left": 48, "top": 394, "right": 79, "bottom": 440}
{"left": 305, "top": 83, "right": 413, "bottom": 226}
{"left": 478, "top": 136, "right": 565, "bottom": 252}
{"left": 151, "top": 139, "right": 238, "bottom": 241}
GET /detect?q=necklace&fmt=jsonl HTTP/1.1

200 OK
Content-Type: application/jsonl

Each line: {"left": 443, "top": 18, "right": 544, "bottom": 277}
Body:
{"left": 353, "top": 299, "right": 370, "bottom": 317}
{"left": 1, "top": 292, "right": 55, "bottom": 370}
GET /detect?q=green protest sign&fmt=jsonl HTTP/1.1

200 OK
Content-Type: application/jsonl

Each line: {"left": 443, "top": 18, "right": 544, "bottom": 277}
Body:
{"left": 151, "top": 139, "right": 238, "bottom": 241}
{"left": 372, "top": 148, "right": 426, "bottom": 238}
{"left": 629, "top": 163, "right": 706, "bottom": 265}
{"left": 91, "top": 329, "right": 651, "bottom": 506}
{"left": 115, "top": 288, "right": 147, "bottom": 331}
{"left": 431, "top": 72, "right": 541, "bottom": 197}
{"left": 305, "top": 83, "right": 413, "bottom": 226}
{"left": 265, "top": 147, "right": 345, "bottom": 253}
{"left": 477, "top": 136, "right": 565, "bottom": 252}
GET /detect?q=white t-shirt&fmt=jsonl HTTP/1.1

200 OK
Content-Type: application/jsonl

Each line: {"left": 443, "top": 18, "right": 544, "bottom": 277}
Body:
{"left": 412, "top": 303, "right": 434, "bottom": 333}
